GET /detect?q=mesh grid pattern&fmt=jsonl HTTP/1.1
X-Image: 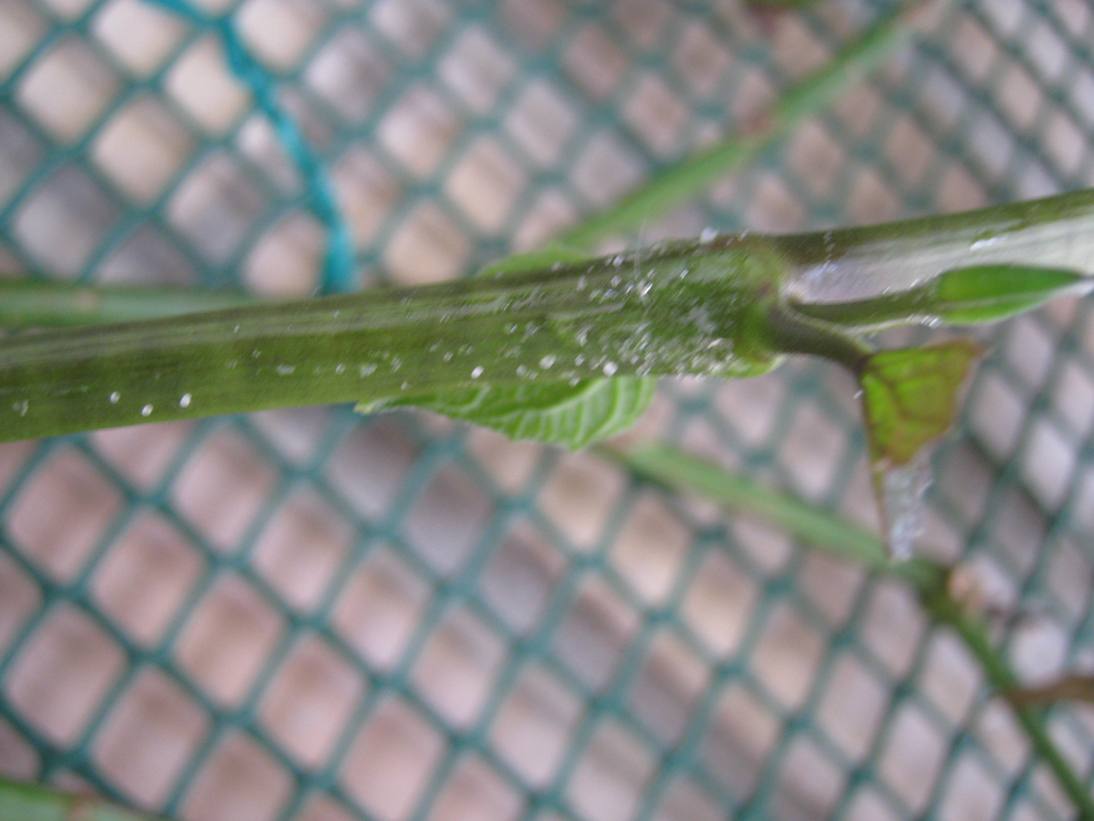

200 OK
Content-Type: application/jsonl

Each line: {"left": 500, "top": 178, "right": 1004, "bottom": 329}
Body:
{"left": 1, "top": 1, "right": 1093, "bottom": 819}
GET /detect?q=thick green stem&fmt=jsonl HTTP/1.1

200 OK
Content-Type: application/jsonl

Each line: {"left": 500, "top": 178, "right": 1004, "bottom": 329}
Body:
{"left": 0, "top": 240, "right": 792, "bottom": 442}
{"left": 616, "top": 443, "right": 1094, "bottom": 819}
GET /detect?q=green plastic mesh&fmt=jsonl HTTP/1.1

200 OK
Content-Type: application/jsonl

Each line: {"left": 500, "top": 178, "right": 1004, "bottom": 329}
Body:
{"left": 1, "top": 1, "right": 1093, "bottom": 819}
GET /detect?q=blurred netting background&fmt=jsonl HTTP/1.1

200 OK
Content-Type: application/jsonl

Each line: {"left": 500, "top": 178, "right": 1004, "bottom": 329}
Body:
{"left": 1, "top": 1, "right": 1093, "bottom": 819}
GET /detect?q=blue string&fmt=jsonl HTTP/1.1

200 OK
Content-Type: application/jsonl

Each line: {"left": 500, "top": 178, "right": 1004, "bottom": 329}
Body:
{"left": 145, "top": 0, "right": 356, "bottom": 294}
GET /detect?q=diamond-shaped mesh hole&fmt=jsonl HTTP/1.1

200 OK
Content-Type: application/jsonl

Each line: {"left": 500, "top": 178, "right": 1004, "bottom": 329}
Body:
{"left": 13, "top": 164, "right": 121, "bottom": 278}
{"left": 16, "top": 35, "right": 120, "bottom": 144}
{"left": 175, "top": 575, "right": 284, "bottom": 707}
{"left": 701, "top": 683, "right": 782, "bottom": 800}
{"left": 92, "top": 669, "right": 209, "bottom": 809}
{"left": 332, "top": 548, "right": 430, "bottom": 672}
{"left": 0, "top": 554, "right": 40, "bottom": 659}
{"left": 4, "top": 604, "right": 125, "bottom": 746}
{"left": 552, "top": 577, "right": 638, "bottom": 692}
{"left": 171, "top": 429, "right": 278, "bottom": 553}
{"left": 91, "top": 512, "right": 204, "bottom": 647}
{"left": 340, "top": 697, "right": 446, "bottom": 821}
{"left": 183, "top": 732, "right": 293, "bottom": 821}
{"left": 92, "top": 96, "right": 195, "bottom": 204}
{"left": 8, "top": 448, "right": 123, "bottom": 583}
{"left": 411, "top": 606, "right": 505, "bottom": 728}
{"left": 167, "top": 151, "right": 267, "bottom": 265}
{"left": 258, "top": 635, "right": 365, "bottom": 769}
{"left": 489, "top": 663, "right": 581, "bottom": 788}
{"left": 166, "top": 37, "right": 250, "bottom": 135}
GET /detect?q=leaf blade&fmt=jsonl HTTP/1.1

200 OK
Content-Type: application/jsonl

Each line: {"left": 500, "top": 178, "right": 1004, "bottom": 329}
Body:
{"left": 359, "top": 377, "right": 656, "bottom": 450}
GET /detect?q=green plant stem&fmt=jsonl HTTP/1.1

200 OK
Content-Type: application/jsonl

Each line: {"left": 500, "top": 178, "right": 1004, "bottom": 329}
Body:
{"left": 0, "top": 239, "right": 797, "bottom": 441}
{"left": 558, "top": 1, "right": 929, "bottom": 247}
{"left": 0, "top": 776, "right": 154, "bottom": 820}
{"left": 615, "top": 443, "right": 1094, "bottom": 819}
{"left": 922, "top": 593, "right": 1094, "bottom": 819}
{"left": 617, "top": 443, "right": 934, "bottom": 582}
{"left": 760, "top": 303, "right": 873, "bottom": 373}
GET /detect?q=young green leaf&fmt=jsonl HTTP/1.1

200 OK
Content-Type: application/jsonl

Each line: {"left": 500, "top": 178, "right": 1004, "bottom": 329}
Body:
{"left": 361, "top": 378, "right": 655, "bottom": 450}
{"left": 860, "top": 340, "right": 982, "bottom": 466}
{"left": 859, "top": 340, "right": 982, "bottom": 558}
{"left": 929, "top": 265, "right": 1091, "bottom": 324}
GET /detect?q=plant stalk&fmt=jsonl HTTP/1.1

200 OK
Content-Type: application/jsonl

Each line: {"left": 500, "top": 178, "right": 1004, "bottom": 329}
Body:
{"left": 616, "top": 443, "right": 1094, "bottom": 819}
{"left": 558, "top": 0, "right": 933, "bottom": 247}
{"left": 0, "top": 239, "right": 791, "bottom": 441}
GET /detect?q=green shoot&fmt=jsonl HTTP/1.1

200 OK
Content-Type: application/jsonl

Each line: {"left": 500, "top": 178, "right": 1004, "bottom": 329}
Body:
{"left": 616, "top": 443, "right": 1094, "bottom": 820}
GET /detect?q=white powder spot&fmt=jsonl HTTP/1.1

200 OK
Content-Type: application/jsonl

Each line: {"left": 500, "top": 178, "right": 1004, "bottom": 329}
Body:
{"left": 471, "top": 366, "right": 484, "bottom": 379}
{"left": 109, "top": 392, "right": 120, "bottom": 405}
{"left": 141, "top": 404, "right": 154, "bottom": 417}
{"left": 179, "top": 393, "right": 192, "bottom": 409}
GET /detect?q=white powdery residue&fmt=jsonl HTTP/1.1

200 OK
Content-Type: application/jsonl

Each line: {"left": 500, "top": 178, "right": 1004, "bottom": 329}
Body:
{"left": 179, "top": 393, "right": 192, "bottom": 409}
{"left": 109, "top": 391, "right": 121, "bottom": 405}
{"left": 883, "top": 453, "right": 932, "bottom": 561}
{"left": 970, "top": 234, "right": 1003, "bottom": 252}
{"left": 276, "top": 364, "right": 296, "bottom": 376}
{"left": 471, "top": 366, "right": 484, "bottom": 379}
{"left": 540, "top": 354, "right": 556, "bottom": 369}
{"left": 12, "top": 400, "right": 29, "bottom": 417}
{"left": 359, "top": 363, "right": 377, "bottom": 377}
{"left": 602, "top": 361, "right": 618, "bottom": 376}
{"left": 141, "top": 404, "right": 154, "bottom": 417}
{"left": 699, "top": 227, "right": 718, "bottom": 244}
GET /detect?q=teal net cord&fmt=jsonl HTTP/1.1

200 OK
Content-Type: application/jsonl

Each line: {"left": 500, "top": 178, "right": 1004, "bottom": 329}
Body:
{"left": 0, "top": 2, "right": 1091, "bottom": 820}
{"left": 144, "top": 0, "right": 355, "bottom": 294}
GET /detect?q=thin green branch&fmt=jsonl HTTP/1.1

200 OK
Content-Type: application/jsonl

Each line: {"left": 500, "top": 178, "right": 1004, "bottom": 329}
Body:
{"left": 613, "top": 443, "right": 1094, "bottom": 819}
{"left": 0, "top": 280, "right": 261, "bottom": 327}
{"left": 558, "top": 1, "right": 932, "bottom": 247}
{"left": 615, "top": 443, "right": 934, "bottom": 581}
{"left": 922, "top": 594, "right": 1094, "bottom": 819}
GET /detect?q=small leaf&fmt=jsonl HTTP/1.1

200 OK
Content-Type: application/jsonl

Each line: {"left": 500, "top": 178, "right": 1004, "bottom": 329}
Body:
{"left": 860, "top": 340, "right": 982, "bottom": 467}
{"left": 859, "top": 340, "right": 982, "bottom": 558}
{"left": 930, "top": 265, "right": 1091, "bottom": 325}
{"left": 359, "top": 378, "right": 656, "bottom": 450}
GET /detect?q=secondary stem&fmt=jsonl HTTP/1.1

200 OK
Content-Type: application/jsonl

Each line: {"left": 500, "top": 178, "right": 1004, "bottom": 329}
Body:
{"left": 558, "top": 1, "right": 931, "bottom": 247}
{"left": 616, "top": 443, "right": 1094, "bottom": 819}
{"left": 923, "top": 592, "right": 1094, "bottom": 819}
{"left": 0, "top": 281, "right": 261, "bottom": 326}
